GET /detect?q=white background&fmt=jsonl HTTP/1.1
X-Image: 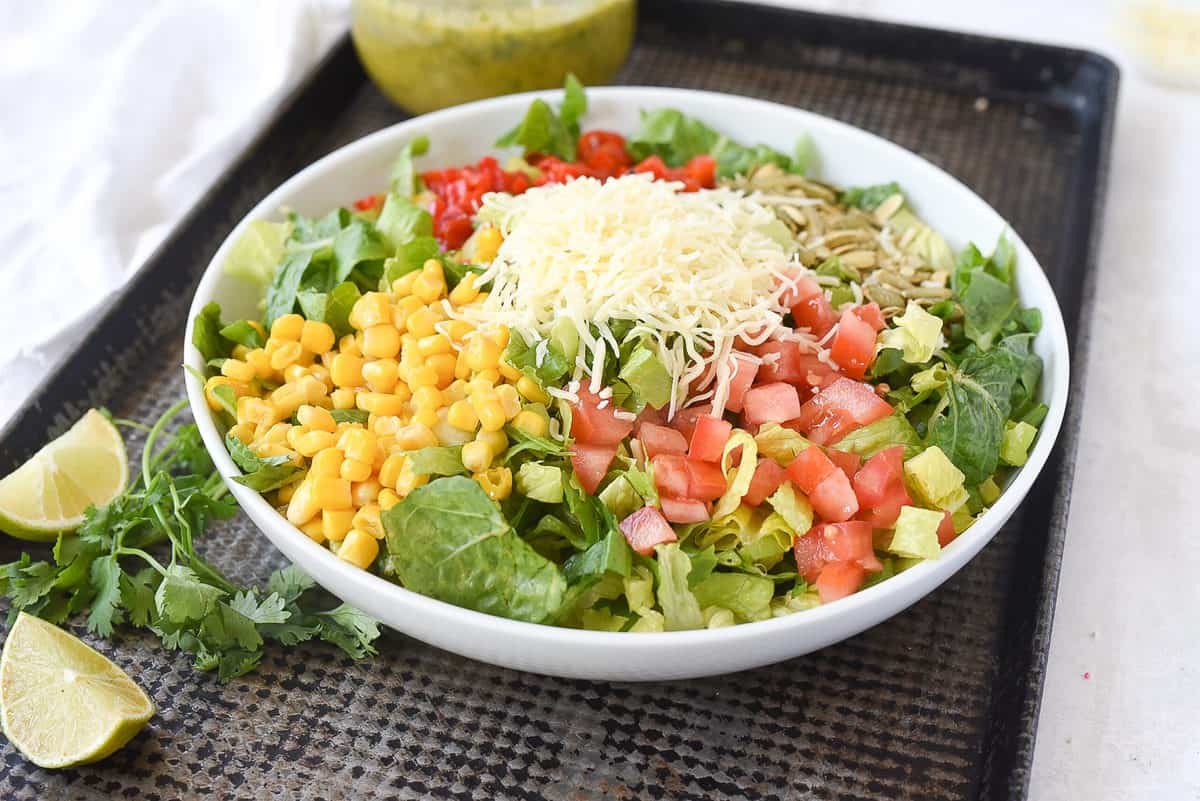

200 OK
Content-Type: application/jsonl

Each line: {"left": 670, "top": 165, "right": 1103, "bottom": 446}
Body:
{"left": 2, "top": 1, "right": 1195, "bottom": 799}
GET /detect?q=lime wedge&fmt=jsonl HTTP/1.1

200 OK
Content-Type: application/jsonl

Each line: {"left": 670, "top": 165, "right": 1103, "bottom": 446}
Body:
{"left": 0, "top": 410, "right": 128, "bottom": 541}
{"left": 0, "top": 613, "right": 155, "bottom": 768}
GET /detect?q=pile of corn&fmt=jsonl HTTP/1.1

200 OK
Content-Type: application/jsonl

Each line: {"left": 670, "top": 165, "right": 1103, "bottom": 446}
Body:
{"left": 203, "top": 229, "right": 551, "bottom": 570}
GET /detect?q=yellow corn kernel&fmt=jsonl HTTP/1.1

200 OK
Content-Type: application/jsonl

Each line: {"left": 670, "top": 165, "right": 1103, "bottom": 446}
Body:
{"left": 474, "top": 466, "right": 512, "bottom": 501}
{"left": 300, "top": 320, "right": 336, "bottom": 354}
{"left": 362, "top": 358, "right": 399, "bottom": 393}
{"left": 443, "top": 320, "right": 474, "bottom": 343}
{"left": 493, "top": 325, "right": 510, "bottom": 349}
{"left": 297, "top": 404, "right": 336, "bottom": 432}
{"left": 516, "top": 375, "right": 551, "bottom": 404}
{"left": 270, "top": 313, "right": 304, "bottom": 341}
{"left": 332, "top": 390, "right": 358, "bottom": 412}
{"left": 461, "top": 440, "right": 492, "bottom": 473}
{"left": 474, "top": 226, "right": 503, "bottom": 262}
{"left": 355, "top": 392, "right": 405, "bottom": 417}
{"left": 446, "top": 400, "right": 478, "bottom": 432}
{"left": 276, "top": 480, "right": 299, "bottom": 504}
{"left": 391, "top": 271, "right": 420, "bottom": 297}
{"left": 300, "top": 519, "right": 325, "bottom": 543}
{"left": 407, "top": 364, "right": 439, "bottom": 387}
{"left": 268, "top": 384, "right": 306, "bottom": 418}
{"left": 426, "top": 353, "right": 457, "bottom": 387}
{"left": 413, "top": 385, "right": 445, "bottom": 411}
{"left": 352, "top": 479, "right": 382, "bottom": 506}
{"left": 269, "top": 340, "right": 303, "bottom": 371}
{"left": 297, "top": 375, "right": 329, "bottom": 403}
{"left": 228, "top": 422, "right": 255, "bottom": 444}
{"left": 417, "top": 333, "right": 452, "bottom": 359}
{"left": 310, "top": 476, "right": 352, "bottom": 510}
{"left": 394, "top": 295, "right": 425, "bottom": 327}
{"left": 283, "top": 364, "right": 309, "bottom": 384}
{"left": 371, "top": 414, "right": 402, "bottom": 437}
{"left": 476, "top": 367, "right": 501, "bottom": 385}
{"left": 396, "top": 422, "right": 438, "bottom": 450}
{"left": 285, "top": 425, "right": 307, "bottom": 452}
{"left": 421, "top": 258, "right": 445, "bottom": 283}
{"left": 352, "top": 503, "right": 384, "bottom": 539}
{"left": 395, "top": 460, "right": 429, "bottom": 497}
{"left": 464, "top": 334, "right": 502, "bottom": 371}
{"left": 286, "top": 481, "right": 320, "bottom": 525}
{"left": 340, "top": 457, "right": 372, "bottom": 483}
{"left": 322, "top": 509, "right": 355, "bottom": 542}
{"left": 338, "top": 529, "right": 379, "bottom": 569}
{"left": 220, "top": 358, "right": 256, "bottom": 384}
{"left": 454, "top": 349, "right": 472, "bottom": 380}
{"left": 495, "top": 384, "right": 522, "bottom": 419}
{"left": 245, "top": 348, "right": 273, "bottom": 379}
{"left": 448, "top": 272, "right": 481, "bottom": 306}
{"left": 310, "top": 447, "right": 344, "bottom": 478}
{"left": 475, "top": 429, "right": 509, "bottom": 458}
{"left": 406, "top": 306, "right": 437, "bottom": 338}
{"left": 338, "top": 333, "right": 361, "bottom": 356}
{"left": 497, "top": 359, "right": 522, "bottom": 382}
{"left": 379, "top": 453, "right": 405, "bottom": 488}
{"left": 262, "top": 422, "right": 292, "bottom": 444}
{"left": 444, "top": 379, "right": 469, "bottom": 403}
{"left": 330, "top": 352, "right": 366, "bottom": 387}
{"left": 295, "top": 430, "right": 338, "bottom": 458}
{"left": 378, "top": 488, "right": 401, "bottom": 510}
{"left": 338, "top": 428, "right": 378, "bottom": 464}
{"left": 476, "top": 401, "right": 506, "bottom": 433}
{"left": 204, "top": 376, "right": 238, "bottom": 412}
{"left": 412, "top": 274, "right": 445, "bottom": 305}
{"left": 361, "top": 324, "right": 401, "bottom": 359}
{"left": 236, "top": 396, "right": 274, "bottom": 427}
{"left": 308, "top": 364, "right": 333, "bottom": 387}
{"left": 231, "top": 344, "right": 252, "bottom": 361}
{"left": 349, "top": 292, "right": 392, "bottom": 331}
{"left": 413, "top": 407, "right": 437, "bottom": 428}
{"left": 511, "top": 409, "right": 549, "bottom": 438}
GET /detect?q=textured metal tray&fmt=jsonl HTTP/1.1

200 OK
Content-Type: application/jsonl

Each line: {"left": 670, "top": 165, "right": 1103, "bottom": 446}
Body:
{"left": 0, "top": 3, "right": 1117, "bottom": 799}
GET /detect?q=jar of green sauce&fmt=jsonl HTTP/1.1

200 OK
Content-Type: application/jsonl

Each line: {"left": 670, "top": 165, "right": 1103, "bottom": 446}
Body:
{"left": 351, "top": 0, "right": 636, "bottom": 114}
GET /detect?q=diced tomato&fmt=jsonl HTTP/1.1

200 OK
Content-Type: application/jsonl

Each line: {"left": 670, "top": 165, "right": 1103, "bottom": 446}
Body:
{"left": 651, "top": 454, "right": 690, "bottom": 498}
{"left": 786, "top": 446, "right": 836, "bottom": 494}
{"left": 743, "top": 459, "right": 788, "bottom": 506}
{"left": 793, "top": 531, "right": 831, "bottom": 582}
{"left": 808, "top": 470, "right": 860, "bottom": 522}
{"left": 619, "top": 506, "right": 678, "bottom": 556}
{"left": 353, "top": 193, "right": 383, "bottom": 212}
{"left": 639, "top": 423, "right": 688, "bottom": 461}
{"left": 742, "top": 382, "right": 802, "bottom": 426}
{"left": 660, "top": 496, "right": 711, "bottom": 524}
{"left": 577, "top": 130, "right": 631, "bottom": 171}
{"left": 791, "top": 292, "right": 838, "bottom": 338}
{"left": 535, "top": 156, "right": 597, "bottom": 185}
{"left": 684, "top": 458, "right": 727, "bottom": 501}
{"left": 669, "top": 403, "right": 712, "bottom": 441}
{"left": 689, "top": 416, "right": 732, "bottom": 463}
{"left": 852, "top": 446, "right": 906, "bottom": 506}
{"left": 683, "top": 155, "right": 717, "bottom": 188}
{"left": 826, "top": 449, "right": 861, "bottom": 481}
{"left": 794, "top": 377, "right": 893, "bottom": 446}
{"left": 433, "top": 206, "right": 476, "bottom": 251}
{"left": 851, "top": 302, "right": 886, "bottom": 332}
{"left": 830, "top": 308, "right": 878, "bottom": 380}
{"left": 778, "top": 272, "right": 821, "bottom": 308}
{"left": 815, "top": 561, "right": 866, "bottom": 603}
{"left": 631, "top": 154, "right": 669, "bottom": 180}
{"left": 570, "top": 443, "right": 617, "bottom": 496}
{"left": 569, "top": 387, "right": 635, "bottom": 446}
{"left": 754, "top": 341, "right": 819, "bottom": 386}
{"left": 937, "top": 509, "right": 956, "bottom": 547}
{"left": 723, "top": 353, "right": 759, "bottom": 413}
{"left": 817, "top": 522, "right": 880, "bottom": 571}
{"left": 636, "top": 404, "right": 667, "bottom": 428}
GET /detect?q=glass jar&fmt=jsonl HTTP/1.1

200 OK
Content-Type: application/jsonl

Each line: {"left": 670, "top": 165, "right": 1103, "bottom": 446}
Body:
{"left": 351, "top": 0, "right": 636, "bottom": 114}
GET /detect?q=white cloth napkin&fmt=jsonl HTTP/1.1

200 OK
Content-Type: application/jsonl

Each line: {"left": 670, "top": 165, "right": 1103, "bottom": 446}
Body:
{"left": 0, "top": 0, "right": 349, "bottom": 424}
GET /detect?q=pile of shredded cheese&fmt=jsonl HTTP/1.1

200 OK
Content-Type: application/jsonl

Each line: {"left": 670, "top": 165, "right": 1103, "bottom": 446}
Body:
{"left": 464, "top": 173, "right": 817, "bottom": 415}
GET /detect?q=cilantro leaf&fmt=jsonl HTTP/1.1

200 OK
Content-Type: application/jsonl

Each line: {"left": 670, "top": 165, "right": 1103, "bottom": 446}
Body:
{"left": 315, "top": 605, "right": 381, "bottom": 659}
{"left": 86, "top": 556, "right": 124, "bottom": 637}
{"left": 229, "top": 591, "right": 291, "bottom": 625}
{"left": 156, "top": 565, "right": 225, "bottom": 624}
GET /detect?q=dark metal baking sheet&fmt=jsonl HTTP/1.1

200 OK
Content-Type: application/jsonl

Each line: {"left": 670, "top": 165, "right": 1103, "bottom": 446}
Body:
{"left": 0, "top": 3, "right": 1117, "bottom": 799}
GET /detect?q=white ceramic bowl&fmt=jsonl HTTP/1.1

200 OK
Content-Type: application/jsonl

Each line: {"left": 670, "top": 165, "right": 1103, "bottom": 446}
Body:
{"left": 184, "top": 87, "right": 1069, "bottom": 681}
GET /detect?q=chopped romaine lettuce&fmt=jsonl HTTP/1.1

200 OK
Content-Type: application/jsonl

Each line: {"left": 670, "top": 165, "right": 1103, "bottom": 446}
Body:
{"left": 516, "top": 462, "right": 564, "bottom": 503}
{"left": 903, "top": 446, "right": 966, "bottom": 510}
{"left": 597, "top": 475, "right": 640, "bottom": 519}
{"left": 580, "top": 607, "right": 629, "bottom": 632}
{"left": 1000, "top": 420, "right": 1038, "bottom": 467}
{"left": 766, "top": 484, "right": 813, "bottom": 536}
{"left": 888, "top": 506, "right": 943, "bottom": 560}
{"left": 834, "top": 413, "right": 923, "bottom": 460}
{"left": 223, "top": 220, "right": 292, "bottom": 287}
{"left": 654, "top": 543, "right": 704, "bottom": 631}
{"left": 754, "top": 423, "right": 811, "bottom": 465}
{"left": 692, "top": 573, "right": 774, "bottom": 623}
{"left": 619, "top": 345, "right": 674, "bottom": 410}
{"left": 712, "top": 430, "right": 758, "bottom": 519}
{"left": 388, "top": 135, "right": 430, "bottom": 197}
{"left": 879, "top": 301, "right": 945, "bottom": 364}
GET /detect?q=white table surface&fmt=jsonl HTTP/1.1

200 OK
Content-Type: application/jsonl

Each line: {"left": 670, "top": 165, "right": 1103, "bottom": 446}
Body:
{"left": 4, "top": 1, "right": 1196, "bottom": 799}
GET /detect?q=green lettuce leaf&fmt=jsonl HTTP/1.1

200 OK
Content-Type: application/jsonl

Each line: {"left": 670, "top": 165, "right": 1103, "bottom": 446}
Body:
{"left": 225, "top": 433, "right": 303, "bottom": 493}
{"left": 692, "top": 572, "right": 774, "bottom": 623}
{"left": 712, "top": 430, "right": 758, "bottom": 519}
{"left": 389, "top": 135, "right": 430, "bottom": 197}
{"left": 383, "top": 476, "right": 566, "bottom": 623}
{"left": 654, "top": 543, "right": 704, "bottom": 631}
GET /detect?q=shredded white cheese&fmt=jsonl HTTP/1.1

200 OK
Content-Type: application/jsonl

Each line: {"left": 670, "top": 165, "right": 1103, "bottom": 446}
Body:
{"left": 467, "top": 174, "right": 799, "bottom": 415}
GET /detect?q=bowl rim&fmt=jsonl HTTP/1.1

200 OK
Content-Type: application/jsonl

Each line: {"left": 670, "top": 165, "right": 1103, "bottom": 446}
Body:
{"left": 183, "top": 85, "right": 1069, "bottom": 650}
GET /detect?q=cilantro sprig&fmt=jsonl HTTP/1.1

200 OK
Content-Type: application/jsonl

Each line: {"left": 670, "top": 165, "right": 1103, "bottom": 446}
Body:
{"left": 0, "top": 399, "right": 380, "bottom": 681}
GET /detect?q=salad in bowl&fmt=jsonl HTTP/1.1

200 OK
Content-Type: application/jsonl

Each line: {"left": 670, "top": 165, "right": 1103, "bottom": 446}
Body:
{"left": 188, "top": 79, "right": 1053, "bottom": 647}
